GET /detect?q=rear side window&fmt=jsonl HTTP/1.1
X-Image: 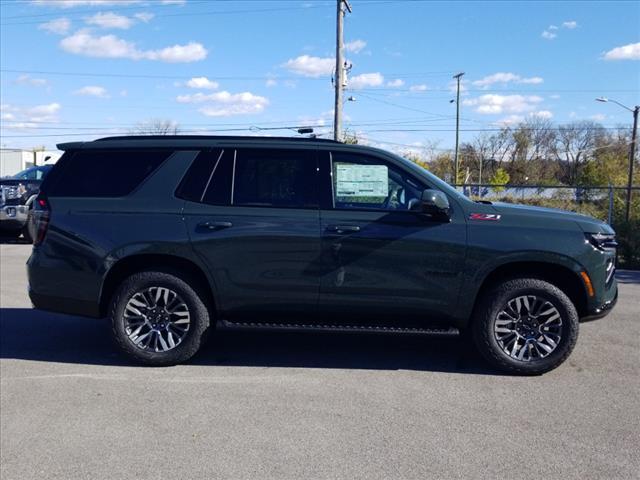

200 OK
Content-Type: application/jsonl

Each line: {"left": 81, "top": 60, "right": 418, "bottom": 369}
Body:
{"left": 45, "top": 150, "right": 170, "bottom": 197}
{"left": 176, "top": 149, "right": 232, "bottom": 205}
{"left": 232, "top": 148, "right": 317, "bottom": 208}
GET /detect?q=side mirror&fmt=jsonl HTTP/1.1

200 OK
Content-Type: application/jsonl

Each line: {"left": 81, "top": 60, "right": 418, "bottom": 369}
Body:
{"left": 419, "top": 189, "right": 450, "bottom": 218}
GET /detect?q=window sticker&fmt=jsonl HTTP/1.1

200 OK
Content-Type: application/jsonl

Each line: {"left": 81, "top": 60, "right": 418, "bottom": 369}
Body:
{"left": 335, "top": 163, "right": 388, "bottom": 198}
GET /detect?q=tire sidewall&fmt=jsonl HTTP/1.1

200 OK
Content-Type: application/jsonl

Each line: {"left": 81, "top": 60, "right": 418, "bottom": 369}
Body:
{"left": 475, "top": 279, "right": 579, "bottom": 375}
{"left": 111, "top": 271, "right": 210, "bottom": 366}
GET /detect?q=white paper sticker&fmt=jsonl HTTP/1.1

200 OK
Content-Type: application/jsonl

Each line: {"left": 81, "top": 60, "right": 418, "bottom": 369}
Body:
{"left": 335, "top": 163, "right": 388, "bottom": 197}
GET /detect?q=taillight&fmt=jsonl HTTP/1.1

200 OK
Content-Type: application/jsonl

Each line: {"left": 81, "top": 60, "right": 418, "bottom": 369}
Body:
{"left": 32, "top": 194, "right": 51, "bottom": 246}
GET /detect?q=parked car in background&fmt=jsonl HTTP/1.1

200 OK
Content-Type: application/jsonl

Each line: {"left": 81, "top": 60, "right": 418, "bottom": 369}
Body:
{"left": 27, "top": 136, "right": 618, "bottom": 374}
{"left": 0, "top": 165, "right": 53, "bottom": 242}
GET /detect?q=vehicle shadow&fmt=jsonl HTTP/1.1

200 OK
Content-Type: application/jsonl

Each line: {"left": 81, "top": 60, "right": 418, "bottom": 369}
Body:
{"left": 0, "top": 308, "right": 498, "bottom": 375}
{"left": 0, "top": 233, "right": 30, "bottom": 245}
{"left": 615, "top": 270, "right": 640, "bottom": 284}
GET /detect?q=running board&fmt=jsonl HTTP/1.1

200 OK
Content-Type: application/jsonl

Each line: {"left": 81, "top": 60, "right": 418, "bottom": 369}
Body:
{"left": 218, "top": 320, "right": 459, "bottom": 336}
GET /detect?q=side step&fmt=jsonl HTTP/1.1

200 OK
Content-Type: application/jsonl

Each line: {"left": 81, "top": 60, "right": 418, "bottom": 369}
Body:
{"left": 219, "top": 320, "right": 459, "bottom": 336}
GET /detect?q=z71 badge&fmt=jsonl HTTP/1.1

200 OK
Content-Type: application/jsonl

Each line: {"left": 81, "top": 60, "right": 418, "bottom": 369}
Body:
{"left": 469, "top": 213, "right": 501, "bottom": 221}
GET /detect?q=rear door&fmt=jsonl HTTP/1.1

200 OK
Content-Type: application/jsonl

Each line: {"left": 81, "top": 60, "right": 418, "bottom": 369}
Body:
{"left": 317, "top": 149, "right": 467, "bottom": 326}
{"left": 180, "top": 147, "right": 322, "bottom": 321}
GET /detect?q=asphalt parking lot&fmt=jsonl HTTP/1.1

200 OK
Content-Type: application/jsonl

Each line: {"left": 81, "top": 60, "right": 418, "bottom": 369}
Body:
{"left": 1, "top": 243, "right": 638, "bottom": 480}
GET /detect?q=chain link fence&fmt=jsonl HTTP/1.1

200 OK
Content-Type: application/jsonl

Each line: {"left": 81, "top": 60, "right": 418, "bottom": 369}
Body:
{"left": 454, "top": 184, "right": 640, "bottom": 227}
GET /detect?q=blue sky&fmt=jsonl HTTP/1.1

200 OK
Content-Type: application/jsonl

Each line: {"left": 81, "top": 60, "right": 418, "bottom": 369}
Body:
{"left": 1, "top": 0, "right": 639, "bottom": 152}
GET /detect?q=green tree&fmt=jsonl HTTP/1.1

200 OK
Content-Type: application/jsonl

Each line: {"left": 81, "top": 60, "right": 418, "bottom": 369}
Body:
{"left": 490, "top": 168, "right": 510, "bottom": 193}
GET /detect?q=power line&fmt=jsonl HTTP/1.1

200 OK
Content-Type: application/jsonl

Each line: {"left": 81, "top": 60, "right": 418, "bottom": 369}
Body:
{"left": 0, "top": 0, "right": 399, "bottom": 26}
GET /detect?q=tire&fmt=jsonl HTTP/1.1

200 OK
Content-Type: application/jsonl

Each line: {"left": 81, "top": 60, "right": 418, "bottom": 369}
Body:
{"left": 110, "top": 271, "right": 211, "bottom": 366}
{"left": 472, "top": 278, "right": 579, "bottom": 375}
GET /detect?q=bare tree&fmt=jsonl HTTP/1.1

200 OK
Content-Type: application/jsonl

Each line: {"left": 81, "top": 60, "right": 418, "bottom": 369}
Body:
{"left": 554, "top": 121, "right": 601, "bottom": 184}
{"left": 130, "top": 119, "right": 180, "bottom": 136}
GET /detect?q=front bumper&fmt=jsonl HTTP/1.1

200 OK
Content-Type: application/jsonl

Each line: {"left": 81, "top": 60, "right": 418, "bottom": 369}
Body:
{"left": 0, "top": 204, "right": 29, "bottom": 230}
{"left": 581, "top": 285, "right": 618, "bottom": 322}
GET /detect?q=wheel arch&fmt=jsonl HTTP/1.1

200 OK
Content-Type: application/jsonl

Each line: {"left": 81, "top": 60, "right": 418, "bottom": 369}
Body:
{"left": 99, "top": 253, "right": 216, "bottom": 318}
{"left": 470, "top": 260, "right": 589, "bottom": 322}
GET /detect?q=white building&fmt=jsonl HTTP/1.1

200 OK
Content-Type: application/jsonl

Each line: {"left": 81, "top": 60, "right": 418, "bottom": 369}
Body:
{"left": 0, "top": 149, "right": 61, "bottom": 178}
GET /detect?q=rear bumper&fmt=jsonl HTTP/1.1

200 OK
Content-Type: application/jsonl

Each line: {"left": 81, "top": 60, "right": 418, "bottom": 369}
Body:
{"left": 29, "top": 289, "right": 101, "bottom": 318}
{"left": 581, "top": 285, "right": 618, "bottom": 322}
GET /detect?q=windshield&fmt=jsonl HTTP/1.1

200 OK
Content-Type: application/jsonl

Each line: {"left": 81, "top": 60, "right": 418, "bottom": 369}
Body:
{"left": 12, "top": 165, "right": 52, "bottom": 181}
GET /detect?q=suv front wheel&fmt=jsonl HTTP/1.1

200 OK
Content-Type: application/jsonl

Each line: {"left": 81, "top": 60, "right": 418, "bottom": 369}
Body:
{"left": 110, "top": 271, "right": 210, "bottom": 366}
{"left": 472, "top": 278, "right": 579, "bottom": 375}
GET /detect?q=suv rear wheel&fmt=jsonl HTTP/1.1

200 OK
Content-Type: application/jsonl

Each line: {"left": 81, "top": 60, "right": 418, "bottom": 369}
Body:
{"left": 472, "top": 278, "right": 579, "bottom": 375}
{"left": 110, "top": 271, "right": 210, "bottom": 366}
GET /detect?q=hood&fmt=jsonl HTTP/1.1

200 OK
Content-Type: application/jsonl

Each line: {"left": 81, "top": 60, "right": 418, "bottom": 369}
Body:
{"left": 490, "top": 201, "right": 614, "bottom": 234}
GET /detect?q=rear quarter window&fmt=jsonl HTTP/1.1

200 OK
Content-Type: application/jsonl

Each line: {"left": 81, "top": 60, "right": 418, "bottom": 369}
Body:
{"left": 45, "top": 150, "right": 171, "bottom": 197}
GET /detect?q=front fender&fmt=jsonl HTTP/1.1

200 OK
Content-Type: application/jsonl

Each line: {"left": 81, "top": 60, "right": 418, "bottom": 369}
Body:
{"left": 455, "top": 250, "right": 587, "bottom": 326}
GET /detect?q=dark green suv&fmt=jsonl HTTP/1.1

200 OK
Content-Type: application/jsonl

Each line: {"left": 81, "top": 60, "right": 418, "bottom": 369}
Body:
{"left": 27, "top": 136, "right": 618, "bottom": 374}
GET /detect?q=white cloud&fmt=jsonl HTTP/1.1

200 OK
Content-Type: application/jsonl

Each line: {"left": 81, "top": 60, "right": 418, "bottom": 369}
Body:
{"left": 1, "top": 103, "right": 62, "bottom": 126}
{"left": 541, "top": 30, "right": 557, "bottom": 40}
{"left": 562, "top": 20, "right": 578, "bottom": 29}
{"left": 134, "top": 12, "right": 154, "bottom": 22}
{"left": 345, "top": 39, "right": 366, "bottom": 53}
{"left": 283, "top": 55, "right": 334, "bottom": 77}
{"left": 160, "top": 0, "right": 186, "bottom": 4}
{"left": 603, "top": 42, "right": 640, "bottom": 61}
{"left": 38, "top": 17, "right": 72, "bottom": 35}
{"left": 590, "top": 113, "right": 607, "bottom": 121}
{"left": 176, "top": 91, "right": 269, "bottom": 117}
{"left": 185, "top": 77, "right": 219, "bottom": 90}
{"left": 472, "top": 72, "right": 544, "bottom": 88}
{"left": 409, "top": 84, "right": 428, "bottom": 92}
{"left": 496, "top": 110, "right": 552, "bottom": 126}
{"left": 73, "top": 85, "right": 109, "bottom": 97}
{"left": 387, "top": 79, "right": 404, "bottom": 87}
{"left": 549, "top": 94, "right": 561, "bottom": 99}
{"left": 15, "top": 75, "right": 48, "bottom": 87}
{"left": 85, "top": 12, "right": 134, "bottom": 29}
{"left": 463, "top": 94, "right": 544, "bottom": 114}
{"left": 531, "top": 110, "right": 553, "bottom": 119}
{"left": 265, "top": 78, "right": 278, "bottom": 87}
{"left": 548, "top": 25, "right": 558, "bottom": 31}
{"left": 60, "top": 31, "right": 208, "bottom": 62}
{"left": 348, "top": 72, "right": 384, "bottom": 89}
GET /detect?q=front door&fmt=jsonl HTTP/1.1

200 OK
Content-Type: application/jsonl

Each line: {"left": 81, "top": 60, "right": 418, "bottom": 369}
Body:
{"left": 317, "top": 150, "right": 467, "bottom": 326}
{"left": 181, "top": 147, "right": 321, "bottom": 320}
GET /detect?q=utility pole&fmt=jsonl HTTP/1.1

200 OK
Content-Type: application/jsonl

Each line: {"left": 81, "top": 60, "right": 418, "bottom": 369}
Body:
{"left": 626, "top": 105, "right": 638, "bottom": 222}
{"left": 333, "top": 0, "right": 351, "bottom": 142}
{"left": 452, "top": 72, "right": 464, "bottom": 184}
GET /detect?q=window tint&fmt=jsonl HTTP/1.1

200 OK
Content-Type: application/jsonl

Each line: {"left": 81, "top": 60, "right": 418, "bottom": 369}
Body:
{"left": 232, "top": 149, "right": 317, "bottom": 208}
{"left": 46, "top": 150, "right": 170, "bottom": 197}
{"left": 176, "top": 149, "right": 232, "bottom": 205}
{"left": 331, "top": 152, "right": 423, "bottom": 211}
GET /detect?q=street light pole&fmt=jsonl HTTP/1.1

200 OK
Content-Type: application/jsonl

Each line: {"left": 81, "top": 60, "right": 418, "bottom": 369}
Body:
{"left": 452, "top": 72, "right": 464, "bottom": 184}
{"left": 595, "top": 97, "right": 639, "bottom": 222}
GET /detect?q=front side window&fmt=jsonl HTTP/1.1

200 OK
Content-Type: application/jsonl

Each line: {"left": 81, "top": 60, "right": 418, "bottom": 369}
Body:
{"left": 232, "top": 148, "right": 317, "bottom": 208}
{"left": 331, "top": 152, "right": 423, "bottom": 211}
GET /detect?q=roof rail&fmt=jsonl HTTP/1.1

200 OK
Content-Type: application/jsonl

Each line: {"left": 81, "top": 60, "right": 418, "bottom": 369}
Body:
{"left": 93, "top": 135, "right": 341, "bottom": 143}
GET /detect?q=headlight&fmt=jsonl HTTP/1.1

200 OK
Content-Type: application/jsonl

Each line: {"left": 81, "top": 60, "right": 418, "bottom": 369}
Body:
{"left": 2, "top": 184, "right": 27, "bottom": 199}
{"left": 585, "top": 232, "right": 618, "bottom": 252}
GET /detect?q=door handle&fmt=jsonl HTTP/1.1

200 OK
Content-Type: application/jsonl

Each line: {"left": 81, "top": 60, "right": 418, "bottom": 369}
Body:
{"left": 198, "top": 221, "right": 233, "bottom": 231}
{"left": 326, "top": 224, "right": 361, "bottom": 234}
